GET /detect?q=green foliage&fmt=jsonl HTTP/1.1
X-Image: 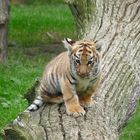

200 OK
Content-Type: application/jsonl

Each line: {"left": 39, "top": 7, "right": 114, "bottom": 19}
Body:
{"left": 26, "top": 0, "right": 65, "bottom": 5}
{"left": 1, "top": 2, "right": 77, "bottom": 135}
{"left": 9, "top": 4, "right": 76, "bottom": 47}
{"left": 119, "top": 101, "right": 140, "bottom": 140}
{"left": 0, "top": 48, "right": 48, "bottom": 129}
{"left": 0, "top": 47, "right": 56, "bottom": 136}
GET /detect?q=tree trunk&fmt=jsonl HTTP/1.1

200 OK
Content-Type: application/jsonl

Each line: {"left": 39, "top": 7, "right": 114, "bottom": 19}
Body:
{"left": 0, "top": 0, "right": 9, "bottom": 63}
{"left": 2, "top": 0, "right": 140, "bottom": 139}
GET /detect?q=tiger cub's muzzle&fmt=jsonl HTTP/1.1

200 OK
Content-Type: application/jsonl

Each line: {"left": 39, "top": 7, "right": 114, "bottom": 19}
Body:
{"left": 77, "top": 64, "right": 90, "bottom": 78}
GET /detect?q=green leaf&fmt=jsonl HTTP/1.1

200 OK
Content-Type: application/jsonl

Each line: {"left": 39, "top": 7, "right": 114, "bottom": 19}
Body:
{"left": 1, "top": 102, "right": 11, "bottom": 109}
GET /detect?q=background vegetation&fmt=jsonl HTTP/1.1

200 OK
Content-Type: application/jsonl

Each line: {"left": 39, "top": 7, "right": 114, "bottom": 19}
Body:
{"left": 9, "top": 0, "right": 76, "bottom": 47}
{"left": 0, "top": 0, "right": 76, "bottom": 138}
{"left": 0, "top": 0, "right": 139, "bottom": 139}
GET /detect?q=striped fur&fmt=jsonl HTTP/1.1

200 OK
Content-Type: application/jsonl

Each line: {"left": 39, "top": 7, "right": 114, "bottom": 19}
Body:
{"left": 26, "top": 96, "right": 44, "bottom": 111}
{"left": 25, "top": 39, "right": 102, "bottom": 117}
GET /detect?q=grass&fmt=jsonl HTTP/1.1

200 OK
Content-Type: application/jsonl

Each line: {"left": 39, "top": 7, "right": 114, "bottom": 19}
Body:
{"left": 0, "top": 47, "right": 56, "bottom": 129}
{"left": 0, "top": 2, "right": 76, "bottom": 138}
{"left": 0, "top": 2, "right": 140, "bottom": 140}
{"left": 9, "top": 4, "right": 77, "bottom": 47}
{"left": 119, "top": 100, "right": 140, "bottom": 140}
{"left": 26, "top": 0, "right": 64, "bottom": 5}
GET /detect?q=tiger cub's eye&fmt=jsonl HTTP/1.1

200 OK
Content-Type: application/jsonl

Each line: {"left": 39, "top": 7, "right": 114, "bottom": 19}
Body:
{"left": 88, "top": 60, "right": 93, "bottom": 65}
{"left": 76, "top": 59, "right": 81, "bottom": 64}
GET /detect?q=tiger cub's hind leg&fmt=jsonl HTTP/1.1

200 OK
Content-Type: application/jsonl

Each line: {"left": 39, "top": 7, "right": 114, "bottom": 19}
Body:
{"left": 41, "top": 94, "right": 63, "bottom": 104}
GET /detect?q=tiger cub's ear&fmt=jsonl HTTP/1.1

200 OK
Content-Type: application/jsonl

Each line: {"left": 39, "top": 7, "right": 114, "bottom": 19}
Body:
{"left": 62, "top": 38, "right": 75, "bottom": 51}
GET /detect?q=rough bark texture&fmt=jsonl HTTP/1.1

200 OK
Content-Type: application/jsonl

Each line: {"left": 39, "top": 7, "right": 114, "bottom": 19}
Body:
{"left": 2, "top": 0, "right": 140, "bottom": 140}
{"left": 0, "top": 0, "right": 9, "bottom": 63}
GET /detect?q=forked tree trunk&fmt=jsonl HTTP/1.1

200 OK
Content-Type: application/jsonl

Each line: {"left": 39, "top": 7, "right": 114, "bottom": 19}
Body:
{"left": 2, "top": 0, "right": 140, "bottom": 140}
{"left": 0, "top": 0, "right": 9, "bottom": 63}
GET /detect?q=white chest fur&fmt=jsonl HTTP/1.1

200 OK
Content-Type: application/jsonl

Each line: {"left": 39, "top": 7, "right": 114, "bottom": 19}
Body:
{"left": 76, "top": 78, "right": 92, "bottom": 93}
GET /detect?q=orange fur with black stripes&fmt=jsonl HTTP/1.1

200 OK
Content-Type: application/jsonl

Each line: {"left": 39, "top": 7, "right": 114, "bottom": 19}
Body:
{"left": 27, "top": 39, "right": 101, "bottom": 117}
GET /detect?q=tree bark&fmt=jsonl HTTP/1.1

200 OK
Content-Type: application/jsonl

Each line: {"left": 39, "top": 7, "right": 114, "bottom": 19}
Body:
{"left": 2, "top": 0, "right": 140, "bottom": 139}
{"left": 0, "top": 0, "right": 9, "bottom": 63}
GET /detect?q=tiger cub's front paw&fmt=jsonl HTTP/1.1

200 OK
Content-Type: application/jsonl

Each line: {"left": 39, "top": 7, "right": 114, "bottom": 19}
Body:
{"left": 80, "top": 97, "right": 94, "bottom": 108}
{"left": 66, "top": 105, "right": 85, "bottom": 117}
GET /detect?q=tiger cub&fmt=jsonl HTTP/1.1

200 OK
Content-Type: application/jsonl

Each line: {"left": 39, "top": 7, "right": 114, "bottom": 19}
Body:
{"left": 27, "top": 38, "right": 101, "bottom": 117}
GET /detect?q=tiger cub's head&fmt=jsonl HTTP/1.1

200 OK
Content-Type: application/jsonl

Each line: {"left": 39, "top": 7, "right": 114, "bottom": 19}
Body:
{"left": 63, "top": 38, "right": 101, "bottom": 78}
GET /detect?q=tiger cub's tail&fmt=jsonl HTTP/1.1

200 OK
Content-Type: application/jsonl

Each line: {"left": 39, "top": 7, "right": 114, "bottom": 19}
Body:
{"left": 25, "top": 96, "right": 44, "bottom": 112}
{"left": 13, "top": 96, "right": 44, "bottom": 126}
